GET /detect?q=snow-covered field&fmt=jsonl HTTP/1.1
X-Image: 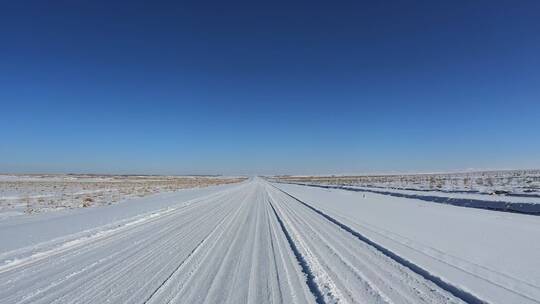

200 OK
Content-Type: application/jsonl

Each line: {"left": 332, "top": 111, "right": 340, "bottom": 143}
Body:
{"left": 274, "top": 170, "right": 540, "bottom": 214}
{"left": 1, "top": 177, "right": 538, "bottom": 303}
{"left": 0, "top": 174, "right": 245, "bottom": 218}
{"left": 276, "top": 170, "right": 540, "bottom": 196}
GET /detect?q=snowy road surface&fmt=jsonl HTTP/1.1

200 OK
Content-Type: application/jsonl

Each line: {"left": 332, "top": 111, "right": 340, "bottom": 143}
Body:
{"left": 1, "top": 178, "right": 538, "bottom": 303}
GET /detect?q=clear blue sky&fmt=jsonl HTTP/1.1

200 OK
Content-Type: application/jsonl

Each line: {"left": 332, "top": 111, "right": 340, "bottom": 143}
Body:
{"left": 1, "top": 1, "right": 539, "bottom": 175}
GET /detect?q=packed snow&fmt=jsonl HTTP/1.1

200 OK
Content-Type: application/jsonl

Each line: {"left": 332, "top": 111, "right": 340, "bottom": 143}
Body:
{"left": 1, "top": 178, "right": 538, "bottom": 303}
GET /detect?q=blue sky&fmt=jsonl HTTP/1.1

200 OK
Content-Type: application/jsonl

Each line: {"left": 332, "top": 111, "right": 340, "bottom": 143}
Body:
{"left": 1, "top": 1, "right": 539, "bottom": 175}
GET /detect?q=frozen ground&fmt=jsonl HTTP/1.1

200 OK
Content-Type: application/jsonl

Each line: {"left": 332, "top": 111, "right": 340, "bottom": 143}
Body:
{"left": 1, "top": 178, "right": 538, "bottom": 303}
{"left": 0, "top": 174, "right": 245, "bottom": 218}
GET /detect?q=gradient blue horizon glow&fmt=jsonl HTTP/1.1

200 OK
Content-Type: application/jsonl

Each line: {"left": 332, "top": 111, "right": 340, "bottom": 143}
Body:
{"left": 1, "top": 1, "right": 539, "bottom": 175}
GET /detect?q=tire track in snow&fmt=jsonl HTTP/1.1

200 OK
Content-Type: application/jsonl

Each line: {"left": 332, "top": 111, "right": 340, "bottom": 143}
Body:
{"left": 0, "top": 184, "right": 249, "bottom": 304}
{"left": 0, "top": 179, "right": 491, "bottom": 303}
{"left": 267, "top": 198, "right": 326, "bottom": 304}
{"left": 0, "top": 187, "right": 238, "bottom": 275}
{"left": 143, "top": 180, "right": 314, "bottom": 304}
{"left": 142, "top": 199, "right": 238, "bottom": 304}
{"left": 146, "top": 190, "right": 248, "bottom": 304}
{"left": 271, "top": 184, "right": 487, "bottom": 304}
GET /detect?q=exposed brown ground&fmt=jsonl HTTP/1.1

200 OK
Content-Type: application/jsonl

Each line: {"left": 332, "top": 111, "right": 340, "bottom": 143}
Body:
{"left": 0, "top": 174, "right": 246, "bottom": 215}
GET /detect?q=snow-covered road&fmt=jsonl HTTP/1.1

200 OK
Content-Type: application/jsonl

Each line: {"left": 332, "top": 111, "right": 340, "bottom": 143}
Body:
{"left": 1, "top": 178, "right": 538, "bottom": 303}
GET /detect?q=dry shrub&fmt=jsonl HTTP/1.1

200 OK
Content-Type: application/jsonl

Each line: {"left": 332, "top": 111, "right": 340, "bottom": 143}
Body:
{"left": 82, "top": 197, "right": 94, "bottom": 207}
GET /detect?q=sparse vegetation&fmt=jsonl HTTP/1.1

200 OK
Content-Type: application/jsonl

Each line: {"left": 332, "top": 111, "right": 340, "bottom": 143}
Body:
{"left": 0, "top": 174, "right": 246, "bottom": 215}
{"left": 272, "top": 169, "right": 540, "bottom": 196}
